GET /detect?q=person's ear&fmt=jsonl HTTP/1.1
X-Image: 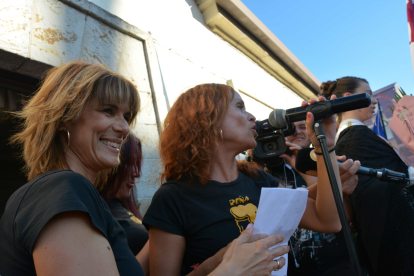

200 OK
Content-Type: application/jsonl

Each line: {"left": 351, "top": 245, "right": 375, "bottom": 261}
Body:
{"left": 344, "top": 92, "right": 352, "bottom": 97}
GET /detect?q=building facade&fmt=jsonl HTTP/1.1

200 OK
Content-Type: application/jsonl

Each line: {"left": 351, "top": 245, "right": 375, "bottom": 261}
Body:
{"left": 0, "top": 0, "right": 320, "bottom": 215}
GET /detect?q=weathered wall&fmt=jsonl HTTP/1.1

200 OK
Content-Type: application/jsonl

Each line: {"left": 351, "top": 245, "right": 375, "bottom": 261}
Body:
{"left": 87, "top": 0, "right": 305, "bottom": 120}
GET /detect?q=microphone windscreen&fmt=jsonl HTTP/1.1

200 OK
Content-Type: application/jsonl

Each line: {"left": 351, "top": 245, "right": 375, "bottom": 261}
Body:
{"left": 269, "top": 109, "right": 287, "bottom": 129}
{"left": 295, "top": 148, "right": 318, "bottom": 176}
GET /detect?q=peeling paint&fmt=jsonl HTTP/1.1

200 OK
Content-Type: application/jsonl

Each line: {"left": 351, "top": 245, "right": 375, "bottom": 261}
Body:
{"left": 35, "top": 14, "right": 44, "bottom": 22}
{"left": 99, "top": 33, "right": 108, "bottom": 40}
{"left": 38, "top": 47, "right": 59, "bottom": 57}
{"left": 33, "top": 28, "right": 77, "bottom": 45}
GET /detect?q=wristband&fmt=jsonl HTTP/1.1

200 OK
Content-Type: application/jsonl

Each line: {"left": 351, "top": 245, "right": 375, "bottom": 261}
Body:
{"left": 314, "top": 146, "right": 335, "bottom": 155}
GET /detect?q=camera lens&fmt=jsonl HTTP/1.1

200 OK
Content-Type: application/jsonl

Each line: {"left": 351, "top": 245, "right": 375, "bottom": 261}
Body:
{"left": 263, "top": 142, "right": 277, "bottom": 153}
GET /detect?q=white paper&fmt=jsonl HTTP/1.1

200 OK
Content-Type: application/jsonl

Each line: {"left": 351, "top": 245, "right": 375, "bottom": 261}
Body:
{"left": 252, "top": 187, "right": 308, "bottom": 276}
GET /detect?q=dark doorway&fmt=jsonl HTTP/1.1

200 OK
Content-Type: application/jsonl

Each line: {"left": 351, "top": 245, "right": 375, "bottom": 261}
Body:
{"left": 0, "top": 69, "right": 40, "bottom": 218}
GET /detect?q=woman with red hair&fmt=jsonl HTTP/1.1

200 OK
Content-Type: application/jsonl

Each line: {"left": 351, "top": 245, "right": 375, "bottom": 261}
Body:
{"left": 98, "top": 133, "right": 148, "bottom": 255}
{"left": 143, "top": 83, "right": 344, "bottom": 275}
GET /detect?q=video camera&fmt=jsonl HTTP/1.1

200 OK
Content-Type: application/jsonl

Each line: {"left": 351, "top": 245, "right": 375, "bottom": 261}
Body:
{"left": 252, "top": 119, "right": 296, "bottom": 167}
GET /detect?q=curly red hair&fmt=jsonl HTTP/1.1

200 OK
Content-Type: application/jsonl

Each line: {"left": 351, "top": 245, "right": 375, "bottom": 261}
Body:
{"left": 160, "top": 83, "right": 258, "bottom": 184}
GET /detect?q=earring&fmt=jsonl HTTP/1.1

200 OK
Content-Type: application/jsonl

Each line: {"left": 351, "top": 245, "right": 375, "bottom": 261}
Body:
{"left": 357, "top": 109, "right": 362, "bottom": 113}
{"left": 220, "top": 129, "right": 223, "bottom": 140}
{"left": 64, "top": 129, "right": 70, "bottom": 154}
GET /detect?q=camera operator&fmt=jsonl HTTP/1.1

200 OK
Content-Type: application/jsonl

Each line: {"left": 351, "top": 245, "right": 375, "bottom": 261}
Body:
{"left": 249, "top": 119, "right": 363, "bottom": 276}
{"left": 274, "top": 121, "right": 313, "bottom": 188}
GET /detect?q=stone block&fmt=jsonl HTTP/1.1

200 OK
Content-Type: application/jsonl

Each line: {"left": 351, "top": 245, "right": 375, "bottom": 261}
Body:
{"left": 30, "top": 0, "right": 86, "bottom": 66}
{"left": 130, "top": 123, "right": 160, "bottom": 160}
{"left": 59, "top": 0, "right": 90, "bottom": 14}
{"left": 135, "top": 159, "right": 162, "bottom": 200}
{"left": 0, "top": 0, "right": 33, "bottom": 57}
{"left": 133, "top": 91, "right": 157, "bottom": 126}
{"left": 88, "top": 1, "right": 127, "bottom": 32}
{"left": 80, "top": 15, "right": 124, "bottom": 71}
{"left": 137, "top": 198, "right": 152, "bottom": 217}
{"left": 117, "top": 35, "right": 151, "bottom": 94}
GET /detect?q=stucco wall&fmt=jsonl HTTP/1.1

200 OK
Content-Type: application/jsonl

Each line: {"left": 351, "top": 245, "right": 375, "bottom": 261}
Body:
{"left": 87, "top": 0, "right": 305, "bottom": 118}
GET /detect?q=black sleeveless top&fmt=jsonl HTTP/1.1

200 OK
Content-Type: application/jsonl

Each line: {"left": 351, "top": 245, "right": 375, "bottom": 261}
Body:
{"left": 336, "top": 125, "right": 414, "bottom": 275}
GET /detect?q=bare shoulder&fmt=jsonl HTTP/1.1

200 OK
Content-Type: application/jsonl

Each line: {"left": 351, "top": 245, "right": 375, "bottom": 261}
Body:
{"left": 33, "top": 211, "right": 120, "bottom": 276}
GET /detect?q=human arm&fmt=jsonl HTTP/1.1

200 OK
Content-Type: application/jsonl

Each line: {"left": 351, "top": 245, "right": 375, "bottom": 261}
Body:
{"left": 136, "top": 241, "right": 149, "bottom": 276}
{"left": 306, "top": 157, "right": 360, "bottom": 200}
{"left": 148, "top": 226, "right": 228, "bottom": 276}
{"left": 33, "top": 211, "right": 120, "bottom": 276}
{"left": 337, "top": 156, "right": 360, "bottom": 197}
{"left": 149, "top": 225, "right": 283, "bottom": 276}
{"left": 306, "top": 183, "right": 318, "bottom": 199}
{"left": 297, "top": 95, "right": 342, "bottom": 233}
{"left": 304, "top": 158, "right": 359, "bottom": 223}
{"left": 337, "top": 156, "right": 359, "bottom": 222}
{"left": 208, "top": 226, "right": 289, "bottom": 276}
{"left": 147, "top": 226, "right": 241, "bottom": 276}
{"left": 148, "top": 227, "right": 185, "bottom": 275}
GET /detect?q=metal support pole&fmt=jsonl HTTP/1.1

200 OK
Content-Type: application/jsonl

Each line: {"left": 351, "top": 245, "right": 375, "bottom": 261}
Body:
{"left": 313, "top": 121, "right": 362, "bottom": 276}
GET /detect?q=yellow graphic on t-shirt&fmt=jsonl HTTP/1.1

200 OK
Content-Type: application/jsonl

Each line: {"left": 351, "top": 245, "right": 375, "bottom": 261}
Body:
{"left": 229, "top": 196, "right": 250, "bottom": 206}
{"left": 230, "top": 203, "right": 258, "bottom": 232}
{"left": 127, "top": 211, "right": 143, "bottom": 224}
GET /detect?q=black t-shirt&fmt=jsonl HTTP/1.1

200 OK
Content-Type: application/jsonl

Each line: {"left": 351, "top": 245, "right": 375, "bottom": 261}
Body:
{"left": 108, "top": 199, "right": 149, "bottom": 255}
{"left": 0, "top": 170, "right": 143, "bottom": 276}
{"left": 271, "top": 162, "right": 306, "bottom": 189}
{"left": 288, "top": 228, "right": 353, "bottom": 276}
{"left": 143, "top": 170, "right": 279, "bottom": 275}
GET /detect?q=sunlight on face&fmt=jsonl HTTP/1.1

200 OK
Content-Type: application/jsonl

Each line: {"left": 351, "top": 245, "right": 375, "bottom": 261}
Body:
{"left": 219, "top": 92, "right": 257, "bottom": 153}
{"left": 65, "top": 97, "right": 131, "bottom": 173}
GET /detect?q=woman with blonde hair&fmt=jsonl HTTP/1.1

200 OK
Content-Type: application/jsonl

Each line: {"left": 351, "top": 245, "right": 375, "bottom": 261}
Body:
{"left": 143, "top": 83, "right": 345, "bottom": 275}
{"left": 0, "top": 62, "right": 300, "bottom": 276}
{"left": 0, "top": 61, "right": 144, "bottom": 275}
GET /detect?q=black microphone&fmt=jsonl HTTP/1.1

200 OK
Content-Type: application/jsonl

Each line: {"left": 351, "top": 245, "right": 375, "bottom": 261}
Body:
{"left": 295, "top": 148, "right": 409, "bottom": 184}
{"left": 269, "top": 93, "right": 371, "bottom": 128}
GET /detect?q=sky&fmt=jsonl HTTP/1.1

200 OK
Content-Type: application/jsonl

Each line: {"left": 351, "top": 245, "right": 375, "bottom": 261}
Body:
{"left": 241, "top": 0, "right": 414, "bottom": 95}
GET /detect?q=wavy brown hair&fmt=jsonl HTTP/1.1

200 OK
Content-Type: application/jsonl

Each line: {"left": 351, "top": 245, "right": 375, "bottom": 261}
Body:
{"left": 98, "top": 133, "right": 143, "bottom": 219}
{"left": 160, "top": 83, "right": 258, "bottom": 185}
{"left": 11, "top": 61, "right": 140, "bottom": 182}
{"left": 320, "top": 76, "right": 368, "bottom": 124}
{"left": 320, "top": 76, "right": 368, "bottom": 99}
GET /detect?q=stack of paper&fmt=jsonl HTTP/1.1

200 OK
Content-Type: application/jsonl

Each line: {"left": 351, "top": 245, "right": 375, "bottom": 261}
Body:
{"left": 253, "top": 187, "right": 308, "bottom": 276}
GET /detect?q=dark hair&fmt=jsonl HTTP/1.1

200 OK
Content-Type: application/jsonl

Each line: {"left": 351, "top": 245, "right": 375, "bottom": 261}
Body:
{"left": 98, "top": 133, "right": 143, "bottom": 219}
{"left": 320, "top": 76, "right": 369, "bottom": 99}
{"left": 320, "top": 77, "right": 369, "bottom": 125}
